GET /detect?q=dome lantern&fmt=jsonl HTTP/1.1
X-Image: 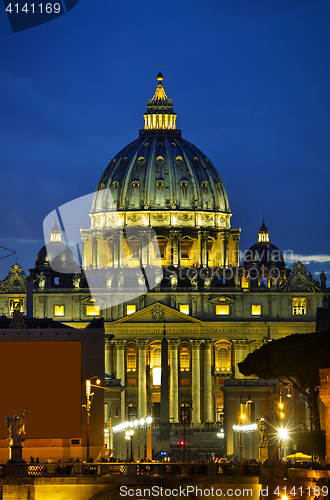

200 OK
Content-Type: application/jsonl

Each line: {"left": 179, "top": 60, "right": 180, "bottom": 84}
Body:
{"left": 142, "top": 72, "right": 178, "bottom": 134}
{"left": 258, "top": 219, "right": 269, "bottom": 243}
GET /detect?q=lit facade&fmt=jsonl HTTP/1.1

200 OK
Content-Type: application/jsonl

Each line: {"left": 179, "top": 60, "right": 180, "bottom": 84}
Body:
{"left": 0, "top": 73, "right": 326, "bottom": 459}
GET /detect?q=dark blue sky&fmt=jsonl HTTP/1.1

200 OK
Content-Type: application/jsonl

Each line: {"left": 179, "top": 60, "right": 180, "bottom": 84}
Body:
{"left": 0, "top": 0, "right": 329, "bottom": 280}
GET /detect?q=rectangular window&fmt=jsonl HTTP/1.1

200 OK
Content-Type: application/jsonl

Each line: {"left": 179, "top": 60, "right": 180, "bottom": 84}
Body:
{"left": 86, "top": 305, "right": 100, "bottom": 316}
{"left": 216, "top": 305, "right": 229, "bottom": 315}
{"left": 54, "top": 305, "right": 65, "bottom": 317}
{"left": 293, "top": 298, "right": 306, "bottom": 315}
{"left": 179, "top": 304, "right": 189, "bottom": 315}
{"left": 251, "top": 305, "right": 261, "bottom": 316}
{"left": 10, "top": 299, "right": 23, "bottom": 314}
{"left": 127, "top": 305, "right": 136, "bottom": 315}
{"left": 152, "top": 367, "right": 161, "bottom": 386}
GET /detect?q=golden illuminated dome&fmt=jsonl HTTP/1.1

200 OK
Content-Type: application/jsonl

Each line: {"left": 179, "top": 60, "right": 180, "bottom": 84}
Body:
{"left": 92, "top": 73, "right": 231, "bottom": 225}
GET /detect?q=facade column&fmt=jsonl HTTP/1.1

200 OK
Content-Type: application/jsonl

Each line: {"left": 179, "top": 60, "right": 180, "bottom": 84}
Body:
{"left": 190, "top": 340, "right": 203, "bottom": 424}
{"left": 221, "top": 231, "right": 229, "bottom": 268}
{"left": 105, "top": 338, "right": 113, "bottom": 376}
{"left": 139, "top": 230, "right": 151, "bottom": 268}
{"left": 202, "top": 231, "right": 209, "bottom": 267}
{"left": 113, "top": 232, "right": 121, "bottom": 268}
{"left": 204, "top": 340, "right": 213, "bottom": 423}
{"left": 191, "top": 295, "right": 198, "bottom": 317}
{"left": 115, "top": 340, "right": 127, "bottom": 419}
{"left": 92, "top": 234, "right": 98, "bottom": 269}
{"left": 198, "top": 230, "right": 203, "bottom": 267}
{"left": 38, "top": 296, "right": 46, "bottom": 318}
{"left": 232, "top": 340, "right": 249, "bottom": 379}
{"left": 169, "top": 340, "right": 179, "bottom": 423}
{"left": 170, "top": 230, "right": 181, "bottom": 267}
{"left": 81, "top": 233, "right": 88, "bottom": 270}
{"left": 137, "top": 340, "right": 148, "bottom": 419}
{"left": 319, "top": 369, "right": 330, "bottom": 463}
{"left": 72, "top": 295, "right": 80, "bottom": 320}
{"left": 233, "top": 234, "right": 240, "bottom": 268}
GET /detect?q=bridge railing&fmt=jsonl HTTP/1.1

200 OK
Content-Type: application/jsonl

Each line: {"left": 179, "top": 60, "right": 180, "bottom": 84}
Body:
{"left": 0, "top": 462, "right": 262, "bottom": 478}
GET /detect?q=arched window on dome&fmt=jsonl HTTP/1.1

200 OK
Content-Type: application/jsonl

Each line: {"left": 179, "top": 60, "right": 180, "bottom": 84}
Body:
{"left": 259, "top": 276, "right": 269, "bottom": 288}
{"left": 180, "top": 348, "right": 190, "bottom": 371}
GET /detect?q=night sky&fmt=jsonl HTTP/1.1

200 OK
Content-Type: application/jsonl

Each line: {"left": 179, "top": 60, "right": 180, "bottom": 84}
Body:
{"left": 0, "top": 0, "right": 329, "bottom": 281}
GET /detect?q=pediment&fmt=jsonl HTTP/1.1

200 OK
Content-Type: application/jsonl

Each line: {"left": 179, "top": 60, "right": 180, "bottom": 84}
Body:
{"left": 113, "top": 302, "right": 202, "bottom": 324}
{"left": 209, "top": 295, "right": 235, "bottom": 304}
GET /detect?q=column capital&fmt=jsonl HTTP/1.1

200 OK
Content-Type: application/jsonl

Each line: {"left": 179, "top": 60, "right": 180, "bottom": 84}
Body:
{"left": 168, "top": 340, "right": 180, "bottom": 350}
{"left": 232, "top": 339, "right": 249, "bottom": 347}
{"left": 204, "top": 340, "right": 213, "bottom": 350}
{"left": 170, "top": 229, "right": 182, "bottom": 238}
{"left": 139, "top": 229, "right": 152, "bottom": 237}
{"left": 105, "top": 337, "right": 114, "bottom": 349}
{"left": 115, "top": 340, "right": 127, "bottom": 350}
{"left": 190, "top": 340, "right": 203, "bottom": 349}
{"left": 220, "top": 230, "right": 230, "bottom": 240}
{"left": 137, "top": 339, "right": 149, "bottom": 350}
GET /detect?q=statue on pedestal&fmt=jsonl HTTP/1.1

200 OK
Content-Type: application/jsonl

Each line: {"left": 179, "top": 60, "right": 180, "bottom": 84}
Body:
{"left": 6, "top": 408, "right": 27, "bottom": 463}
{"left": 6, "top": 408, "right": 27, "bottom": 446}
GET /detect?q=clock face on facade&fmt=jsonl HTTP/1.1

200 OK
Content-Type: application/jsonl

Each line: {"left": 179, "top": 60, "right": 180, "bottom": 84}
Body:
{"left": 292, "top": 275, "right": 305, "bottom": 289}
{"left": 9, "top": 276, "right": 24, "bottom": 289}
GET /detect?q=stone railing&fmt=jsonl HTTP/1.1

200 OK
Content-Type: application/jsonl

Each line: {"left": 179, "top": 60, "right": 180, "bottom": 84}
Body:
{"left": 0, "top": 462, "right": 262, "bottom": 478}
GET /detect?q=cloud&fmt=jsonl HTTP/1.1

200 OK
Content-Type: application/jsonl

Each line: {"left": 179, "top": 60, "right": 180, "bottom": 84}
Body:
{"left": 287, "top": 254, "right": 330, "bottom": 265}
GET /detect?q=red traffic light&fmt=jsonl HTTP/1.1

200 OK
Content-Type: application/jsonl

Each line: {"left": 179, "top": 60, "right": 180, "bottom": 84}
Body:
{"left": 177, "top": 440, "right": 185, "bottom": 446}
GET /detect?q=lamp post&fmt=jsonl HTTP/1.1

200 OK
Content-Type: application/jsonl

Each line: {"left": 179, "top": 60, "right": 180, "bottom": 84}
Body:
{"left": 84, "top": 376, "right": 101, "bottom": 462}
{"left": 107, "top": 404, "right": 119, "bottom": 456}
{"left": 239, "top": 391, "right": 252, "bottom": 462}
{"left": 125, "top": 429, "right": 134, "bottom": 461}
{"left": 180, "top": 395, "right": 194, "bottom": 461}
{"left": 278, "top": 382, "right": 293, "bottom": 460}
{"left": 240, "top": 413, "right": 245, "bottom": 462}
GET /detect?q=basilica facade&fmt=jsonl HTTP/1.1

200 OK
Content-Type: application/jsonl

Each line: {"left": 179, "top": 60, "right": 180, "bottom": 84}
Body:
{"left": 0, "top": 73, "right": 326, "bottom": 459}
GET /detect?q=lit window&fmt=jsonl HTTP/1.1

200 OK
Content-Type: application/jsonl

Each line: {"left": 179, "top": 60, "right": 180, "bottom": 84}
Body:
{"left": 181, "top": 244, "right": 189, "bottom": 259}
{"left": 127, "top": 349, "right": 136, "bottom": 371}
{"left": 153, "top": 367, "right": 161, "bottom": 385}
{"left": 86, "top": 305, "right": 100, "bottom": 316}
{"left": 129, "top": 241, "right": 140, "bottom": 259}
{"left": 152, "top": 347, "right": 161, "bottom": 368}
{"left": 180, "top": 304, "right": 189, "bottom": 315}
{"left": 216, "top": 305, "right": 229, "bottom": 315}
{"left": 293, "top": 298, "right": 306, "bottom": 315}
{"left": 54, "top": 305, "right": 64, "bottom": 317}
{"left": 251, "top": 305, "right": 261, "bottom": 316}
{"left": 10, "top": 299, "right": 23, "bottom": 314}
{"left": 180, "top": 348, "right": 190, "bottom": 371}
{"left": 217, "top": 347, "right": 230, "bottom": 371}
{"left": 127, "top": 305, "right": 136, "bottom": 315}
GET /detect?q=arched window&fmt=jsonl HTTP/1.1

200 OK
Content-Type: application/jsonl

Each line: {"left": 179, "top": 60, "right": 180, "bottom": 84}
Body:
{"left": 180, "top": 348, "right": 190, "bottom": 371}
{"left": 217, "top": 346, "right": 231, "bottom": 372}
{"left": 127, "top": 349, "right": 136, "bottom": 371}
{"left": 152, "top": 347, "right": 161, "bottom": 368}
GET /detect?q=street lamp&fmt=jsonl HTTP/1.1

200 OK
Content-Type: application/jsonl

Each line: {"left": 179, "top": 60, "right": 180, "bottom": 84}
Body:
{"left": 277, "top": 382, "right": 292, "bottom": 460}
{"left": 240, "top": 413, "right": 245, "bottom": 462}
{"left": 125, "top": 429, "right": 134, "bottom": 461}
{"left": 83, "top": 376, "right": 101, "bottom": 462}
{"left": 107, "top": 404, "right": 119, "bottom": 457}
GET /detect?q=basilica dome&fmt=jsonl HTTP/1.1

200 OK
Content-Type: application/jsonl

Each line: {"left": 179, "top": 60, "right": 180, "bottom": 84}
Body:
{"left": 91, "top": 73, "right": 230, "bottom": 223}
{"left": 243, "top": 221, "right": 285, "bottom": 270}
